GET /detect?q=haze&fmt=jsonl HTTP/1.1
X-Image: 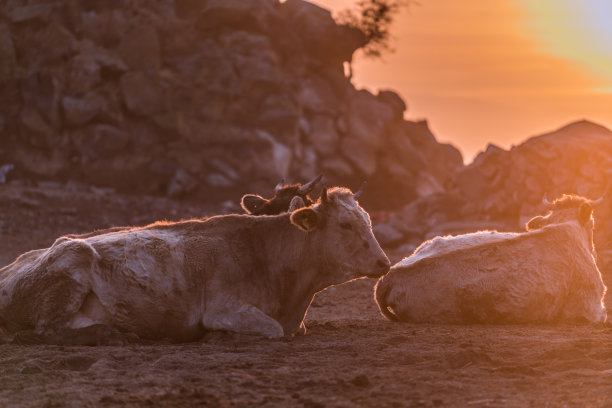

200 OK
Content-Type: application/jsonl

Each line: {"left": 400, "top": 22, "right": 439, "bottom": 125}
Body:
{"left": 314, "top": 0, "right": 612, "bottom": 162}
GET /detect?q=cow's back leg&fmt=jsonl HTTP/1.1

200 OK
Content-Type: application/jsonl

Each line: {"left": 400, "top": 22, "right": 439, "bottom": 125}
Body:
{"left": 3, "top": 239, "right": 107, "bottom": 335}
{"left": 5, "top": 239, "right": 133, "bottom": 344}
{"left": 202, "top": 302, "right": 284, "bottom": 339}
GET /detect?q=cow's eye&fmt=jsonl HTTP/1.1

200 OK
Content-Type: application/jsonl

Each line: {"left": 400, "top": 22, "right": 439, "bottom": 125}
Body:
{"left": 340, "top": 222, "right": 353, "bottom": 231}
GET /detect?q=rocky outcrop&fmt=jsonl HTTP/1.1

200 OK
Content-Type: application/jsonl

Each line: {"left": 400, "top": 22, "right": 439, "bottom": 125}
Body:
{"left": 453, "top": 120, "right": 612, "bottom": 252}
{"left": 375, "top": 120, "right": 612, "bottom": 265}
{"left": 0, "top": 0, "right": 461, "bottom": 210}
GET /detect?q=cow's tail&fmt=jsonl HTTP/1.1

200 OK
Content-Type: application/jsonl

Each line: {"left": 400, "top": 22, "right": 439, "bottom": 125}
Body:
{"left": 374, "top": 275, "right": 399, "bottom": 322}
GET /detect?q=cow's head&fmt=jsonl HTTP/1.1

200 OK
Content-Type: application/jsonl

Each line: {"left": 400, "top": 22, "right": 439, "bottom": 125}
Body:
{"left": 527, "top": 193, "right": 608, "bottom": 323}
{"left": 289, "top": 184, "right": 390, "bottom": 282}
{"left": 526, "top": 194, "right": 603, "bottom": 253}
{"left": 527, "top": 194, "right": 596, "bottom": 229}
{"left": 241, "top": 174, "right": 323, "bottom": 215}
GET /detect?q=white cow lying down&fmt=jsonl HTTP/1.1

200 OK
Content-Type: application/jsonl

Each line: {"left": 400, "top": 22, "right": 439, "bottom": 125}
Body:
{"left": 0, "top": 187, "right": 390, "bottom": 344}
{"left": 375, "top": 194, "right": 607, "bottom": 324}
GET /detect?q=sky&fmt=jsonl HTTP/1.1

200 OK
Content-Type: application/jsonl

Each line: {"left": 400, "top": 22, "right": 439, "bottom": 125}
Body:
{"left": 313, "top": 0, "right": 612, "bottom": 162}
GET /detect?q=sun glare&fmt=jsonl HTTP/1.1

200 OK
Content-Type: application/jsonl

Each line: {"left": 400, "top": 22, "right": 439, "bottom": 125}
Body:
{"left": 520, "top": 0, "right": 612, "bottom": 92}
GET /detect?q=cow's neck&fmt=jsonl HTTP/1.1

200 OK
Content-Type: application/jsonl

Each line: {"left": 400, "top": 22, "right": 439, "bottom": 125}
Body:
{"left": 247, "top": 215, "right": 331, "bottom": 333}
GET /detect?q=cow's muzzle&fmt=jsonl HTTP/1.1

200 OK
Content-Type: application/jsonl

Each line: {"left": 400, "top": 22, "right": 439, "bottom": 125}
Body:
{"left": 367, "top": 258, "right": 391, "bottom": 278}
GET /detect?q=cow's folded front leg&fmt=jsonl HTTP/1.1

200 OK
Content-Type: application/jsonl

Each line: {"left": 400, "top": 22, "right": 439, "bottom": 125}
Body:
{"left": 202, "top": 303, "right": 284, "bottom": 339}
{"left": 292, "top": 322, "right": 307, "bottom": 337}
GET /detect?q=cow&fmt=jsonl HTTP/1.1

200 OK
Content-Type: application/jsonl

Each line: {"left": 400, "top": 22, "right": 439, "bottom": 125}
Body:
{"left": 0, "top": 186, "right": 390, "bottom": 344}
{"left": 3, "top": 178, "right": 322, "bottom": 284}
{"left": 59, "top": 175, "right": 324, "bottom": 241}
{"left": 241, "top": 174, "right": 323, "bottom": 215}
{"left": 374, "top": 194, "right": 607, "bottom": 324}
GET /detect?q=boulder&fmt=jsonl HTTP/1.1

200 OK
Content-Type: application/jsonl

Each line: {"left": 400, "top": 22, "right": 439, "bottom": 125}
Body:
{"left": 117, "top": 25, "right": 160, "bottom": 71}
{"left": 0, "top": 24, "right": 17, "bottom": 80}
{"left": 373, "top": 222, "right": 406, "bottom": 248}
{"left": 71, "top": 124, "right": 130, "bottom": 161}
{"left": 167, "top": 168, "right": 198, "bottom": 197}
{"left": 119, "top": 71, "right": 165, "bottom": 116}
{"left": 197, "top": 0, "right": 278, "bottom": 34}
{"left": 281, "top": 0, "right": 364, "bottom": 63}
{"left": 61, "top": 92, "right": 107, "bottom": 127}
{"left": 81, "top": 9, "right": 129, "bottom": 47}
{"left": 377, "top": 90, "right": 407, "bottom": 119}
{"left": 7, "top": 3, "right": 55, "bottom": 23}
{"left": 306, "top": 115, "right": 340, "bottom": 156}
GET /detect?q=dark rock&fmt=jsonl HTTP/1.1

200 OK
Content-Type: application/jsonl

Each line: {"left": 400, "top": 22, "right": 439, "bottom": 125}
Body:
{"left": 20, "top": 364, "right": 43, "bottom": 374}
{"left": 221, "top": 31, "right": 283, "bottom": 90}
{"left": 197, "top": 0, "right": 278, "bottom": 35}
{"left": 349, "top": 374, "right": 370, "bottom": 387}
{"left": 306, "top": 115, "right": 340, "bottom": 156}
{"left": 295, "top": 76, "right": 341, "bottom": 115}
{"left": 174, "top": 0, "right": 207, "bottom": 19}
{"left": 340, "top": 136, "right": 377, "bottom": 176}
{"left": 116, "top": 25, "right": 160, "bottom": 71}
{"left": 0, "top": 164, "right": 14, "bottom": 184}
{"left": 71, "top": 124, "right": 129, "bottom": 160}
{"left": 373, "top": 222, "right": 405, "bottom": 248}
{"left": 257, "top": 93, "right": 299, "bottom": 138}
{"left": 119, "top": 71, "right": 165, "bottom": 116}
{"left": 20, "top": 107, "right": 52, "bottom": 137}
{"left": 167, "top": 168, "right": 198, "bottom": 197}
{"left": 7, "top": 3, "right": 55, "bottom": 23}
{"left": 0, "top": 24, "right": 17, "bottom": 80}
{"left": 61, "top": 91, "right": 107, "bottom": 127}
{"left": 281, "top": 0, "right": 364, "bottom": 64}
{"left": 81, "top": 9, "right": 129, "bottom": 46}
{"left": 345, "top": 90, "right": 393, "bottom": 152}
{"left": 377, "top": 90, "right": 407, "bottom": 119}
{"left": 17, "top": 23, "right": 76, "bottom": 71}
{"left": 320, "top": 156, "right": 354, "bottom": 179}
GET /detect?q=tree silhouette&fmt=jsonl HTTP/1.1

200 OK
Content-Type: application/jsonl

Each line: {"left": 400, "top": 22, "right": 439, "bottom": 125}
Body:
{"left": 337, "top": 0, "right": 412, "bottom": 59}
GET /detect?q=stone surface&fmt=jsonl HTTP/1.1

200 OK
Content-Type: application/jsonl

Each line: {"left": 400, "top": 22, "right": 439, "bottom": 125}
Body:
{"left": 0, "top": 0, "right": 462, "bottom": 211}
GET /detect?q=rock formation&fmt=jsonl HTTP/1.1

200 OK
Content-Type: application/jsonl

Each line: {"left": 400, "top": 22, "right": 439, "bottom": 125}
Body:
{"left": 0, "top": 0, "right": 462, "bottom": 210}
{"left": 376, "top": 120, "right": 612, "bottom": 268}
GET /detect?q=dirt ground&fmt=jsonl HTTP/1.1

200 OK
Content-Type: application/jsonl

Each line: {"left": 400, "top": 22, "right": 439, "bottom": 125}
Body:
{"left": 0, "top": 183, "right": 611, "bottom": 408}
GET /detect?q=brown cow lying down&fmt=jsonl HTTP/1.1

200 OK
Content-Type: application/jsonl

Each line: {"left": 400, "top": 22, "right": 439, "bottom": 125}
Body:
{"left": 0, "top": 187, "right": 390, "bottom": 344}
{"left": 375, "top": 194, "right": 607, "bottom": 324}
{"left": 241, "top": 174, "right": 323, "bottom": 215}
{"left": 65, "top": 174, "right": 324, "bottom": 240}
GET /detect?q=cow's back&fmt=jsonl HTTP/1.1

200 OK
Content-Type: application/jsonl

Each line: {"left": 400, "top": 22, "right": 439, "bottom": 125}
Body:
{"left": 381, "top": 222, "right": 603, "bottom": 323}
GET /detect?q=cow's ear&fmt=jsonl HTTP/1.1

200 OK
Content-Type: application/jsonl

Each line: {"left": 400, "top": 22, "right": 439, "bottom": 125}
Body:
{"left": 526, "top": 215, "right": 544, "bottom": 231}
{"left": 241, "top": 194, "right": 267, "bottom": 214}
{"left": 288, "top": 196, "right": 306, "bottom": 212}
{"left": 579, "top": 202, "right": 593, "bottom": 225}
{"left": 290, "top": 208, "right": 319, "bottom": 231}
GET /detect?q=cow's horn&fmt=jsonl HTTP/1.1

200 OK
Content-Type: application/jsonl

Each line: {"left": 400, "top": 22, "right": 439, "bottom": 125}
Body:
{"left": 541, "top": 193, "right": 553, "bottom": 207}
{"left": 321, "top": 187, "right": 328, "bottom": 204}
{"left": 297, "top": 174, "right": 323, "bottom": 194}
{"left": 591, "top": 182, "right": 610, "bottom": 207}
{"left": 274, "top": 178, "right": 285, "bottom": 194}
{"left": 353, "top": 181, "right": 367, "bottom": 200}
{"left": 591, "top": 196, "right": 605, "bottom": 206}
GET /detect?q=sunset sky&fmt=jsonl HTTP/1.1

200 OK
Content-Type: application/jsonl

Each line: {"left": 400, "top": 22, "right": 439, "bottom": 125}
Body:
{"left": 314, "top": 0, "right": 612, "bottom": 162}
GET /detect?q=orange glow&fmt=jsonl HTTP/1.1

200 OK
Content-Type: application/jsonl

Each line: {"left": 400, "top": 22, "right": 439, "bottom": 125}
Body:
{"left": 313, "top": 0, "right": 612, "bottom": 162}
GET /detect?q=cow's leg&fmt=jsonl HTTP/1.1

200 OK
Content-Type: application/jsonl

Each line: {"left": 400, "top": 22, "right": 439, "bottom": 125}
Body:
{"left": 202, "top": 303, "right": 284, "bottom": 339}
{"left": 30, "top": 240, "right": 100, "bottom": 330}
{"left": 4, "top": 239, "right": 122, "bottom": 345}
